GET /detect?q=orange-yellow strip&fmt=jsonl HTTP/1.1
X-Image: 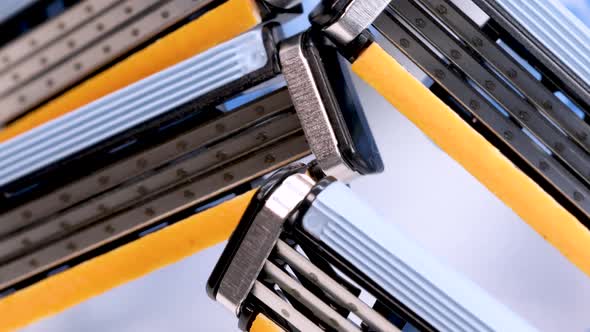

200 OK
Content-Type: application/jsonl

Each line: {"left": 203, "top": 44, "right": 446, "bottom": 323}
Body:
{"left": 250, "top": 314, "right": 284, "bottom": 332}
{"left": 0, "top": 190, "right": 255, "bottom": 331}
{"left": 0, "top": 0, "right": 261, "bottom": 142}
{"left": 352, "top": 43, "right": 590, "bottom": 278}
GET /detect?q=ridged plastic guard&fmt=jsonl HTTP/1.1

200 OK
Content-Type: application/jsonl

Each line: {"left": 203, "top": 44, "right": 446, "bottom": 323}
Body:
{"left": 493, "top": 0, "right": 590, "bottom": 85}
{"left": 0, "top": 28, "right": 268, "bottom": 186}
{"left": 302, "top": 182, "right": 537, "bottom": 332}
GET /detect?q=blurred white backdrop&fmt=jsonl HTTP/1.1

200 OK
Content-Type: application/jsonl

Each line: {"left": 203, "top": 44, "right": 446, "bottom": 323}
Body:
{"left": 21, "top": 0, "right": 590, "bottom": 331}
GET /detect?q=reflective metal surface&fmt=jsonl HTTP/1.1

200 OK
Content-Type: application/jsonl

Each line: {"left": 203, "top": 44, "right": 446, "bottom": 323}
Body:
{"left": 275, "top": 240, "right": 400, "bottom": 332}
{"left": 391, "top": 0, "right": 590, "bottom": 184}
{"left": 0, "top": 0, "right": 218, "bottom": 124}
{"left": 217, "top": 173, "right": 314, "bottom": 313}
{"left": 374, "top": 5, "right": 590, "bottom": 221}
{"left": 280, "top": 33, "right": 357, "bottom": 180}
{"left": 262, "top": 260, "right": 362, "bottom": 332}
{"left": 0, "top": 89, "right": 293, "bottom": 239}
{"left": 0, "top": 133, "right": 309, "bottom": 291}
{"left": 324, "top": 0, "right": 389, "bottom": 45}
{"left": 0, "top": 0, "right": 119, "bottom": 74}
{"left": 251, "top": 280, "right": 323, "bottom": 332}
{"left": 416, "top": 0, "right": 590, "bottom": 153}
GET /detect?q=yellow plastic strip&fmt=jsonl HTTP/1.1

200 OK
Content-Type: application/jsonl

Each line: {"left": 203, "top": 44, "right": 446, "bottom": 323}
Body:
{"left": 0, "top": 0, "right": 261, "bottom": 142}
{"left": 250, "top": 314, "right": 284, "bottom": 332}
{"left": 352, "top": 43, "right": 590, "bottom": 278}
{"left": 0, "top": 190, "right": 256, "bottom": 331}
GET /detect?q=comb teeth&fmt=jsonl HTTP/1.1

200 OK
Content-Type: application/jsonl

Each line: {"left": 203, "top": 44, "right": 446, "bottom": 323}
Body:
{"left": 0, "top": 88, "right": 294, "bottom": 239}
{"left": 262, "top": 260, "right": 361, "bottom": 332}
{"left": 215, "top": 173, "right": 316, "bottom": 315}
{"left": 250, "top": 242, "right": 403, "bottom": 332}
{"left": 211, "top": 168, "right": 536, "bottom": 331}
{"left": 267, "top": 240, "right": 400, "bottom": 332}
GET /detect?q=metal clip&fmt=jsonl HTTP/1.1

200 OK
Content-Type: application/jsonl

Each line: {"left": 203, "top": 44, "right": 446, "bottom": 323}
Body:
{"left": 207, "top": 165, "right": 315, "bottom": 315}
{"left": 279, "top": 31, "right": 383, "bottom": 181}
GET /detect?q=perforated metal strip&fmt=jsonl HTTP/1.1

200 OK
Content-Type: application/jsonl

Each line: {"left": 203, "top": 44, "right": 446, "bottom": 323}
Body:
{"left": 0, "top": 0, "right": 220, "bottom": 124}
{"left": 0, "top": 28, "right": 268, "bottom": 186}
{"left": 391, "top": 0, "right": 590, "bottom": 185}
{"left": 0, "top": 133, "right": 309, "bottom": 291}
{"left": 0, "top": 110, "right": 301, "bottom": 264}
{"left": 0, "top": 89, "right": 293, "bottom": 239}
{"left": 274, "top": 240, "right": 400, "bottom": 332}
{"left": 373, "top": 9, "right": 590, "bottom": 219}
{"left": 252, "top": 280, "right": 323, "bottom": 332}
{"left": 262, "top": 260, "right": 362, "bottom": 332}
{"left": 0, "top": 0, "right": 164, "bottom": 96}
{"left": 414, "top": 0, "right": 590, "bottom": 154}
{"left": 0, "top": 0, "right": 119, "bottom": 74}
{"left": 493, "top": 0, "right": 590, "bottom": 88}
{"left": 471, "top": 0, "right": 590, "bottom": 108}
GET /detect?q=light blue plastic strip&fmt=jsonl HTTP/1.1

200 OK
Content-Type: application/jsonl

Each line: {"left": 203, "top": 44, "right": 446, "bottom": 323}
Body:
{"left": 302, "top": 182, "right": 538, "bottom": 332}
{"left": 0, "top": 0, "right": 38, "bottom": 23}
{"left": 0, "top": 28, "right": 268, "bottom": 186}
{"left": 493, "top": 0, "right": 590, "bottom": 85}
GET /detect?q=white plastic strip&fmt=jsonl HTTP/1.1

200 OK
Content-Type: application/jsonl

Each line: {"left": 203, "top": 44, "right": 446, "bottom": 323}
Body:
{"left": 0, "top": 29, "right": 268, "bottom": 186}
{"left": 493, "top": 0, "right": 590, "bottom": 86}
{"left": 302, "top": 182, "right": 538, "bottom": 332}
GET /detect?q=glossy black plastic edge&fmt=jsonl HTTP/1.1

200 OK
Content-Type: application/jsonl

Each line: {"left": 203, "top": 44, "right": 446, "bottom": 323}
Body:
{"left": 0, "top": 181, "right": 254, "bottom": 297}
{"left": 256, "top": 0, "right": 303, "bottom": 21}
{"left": 284, "top": 176, "right": 336, "bottom": 230}
{"left": 301, "top": 31, "right": 384, "bottom": 175}
{"left": 308, "top": 0, "right": 352, "bottom": 31}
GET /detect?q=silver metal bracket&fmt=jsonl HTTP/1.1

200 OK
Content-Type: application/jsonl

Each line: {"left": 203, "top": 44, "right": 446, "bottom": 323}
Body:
{"left": 324, "top": 0, "right": 389, "bottom": 46}
{"left": 216, "top": 173, "right": 315, "bottom": 315}
{"left": 279, "top": 33, "right": 358, "bottom": 181}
